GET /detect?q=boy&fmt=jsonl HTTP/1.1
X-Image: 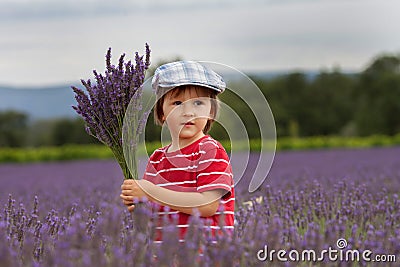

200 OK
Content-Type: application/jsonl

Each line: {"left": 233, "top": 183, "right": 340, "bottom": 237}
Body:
{"left": 120, "top": 61, "right": 235, "bottom": 242}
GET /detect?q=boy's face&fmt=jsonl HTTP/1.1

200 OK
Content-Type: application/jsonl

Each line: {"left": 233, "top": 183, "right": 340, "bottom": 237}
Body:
{"left": 162, "top": 87, "right": 213, "bottom": 145}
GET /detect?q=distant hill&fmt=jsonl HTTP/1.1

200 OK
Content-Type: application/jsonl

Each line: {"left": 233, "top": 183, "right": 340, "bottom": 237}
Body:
{"left": 0, "top": 71, "right": 329, "bottom": 120}
{"left": 0, "top": 85, "right": 78, "bottom": 119}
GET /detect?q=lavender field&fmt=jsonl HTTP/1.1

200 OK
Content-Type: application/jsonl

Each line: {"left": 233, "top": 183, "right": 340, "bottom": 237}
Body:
{"left": 1, "top": 146, "right": 399, "bottom": 266}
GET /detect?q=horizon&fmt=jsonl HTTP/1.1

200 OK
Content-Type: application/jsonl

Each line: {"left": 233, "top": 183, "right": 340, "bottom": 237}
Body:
{"left": 0, "top": 68, "right": 361, "bottom": 89}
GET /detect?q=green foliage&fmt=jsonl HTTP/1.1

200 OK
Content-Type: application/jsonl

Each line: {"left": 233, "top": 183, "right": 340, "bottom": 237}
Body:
{"left": 51, "top": 118, "right": 98, "bottom": 146}
{"left": 251, "top": 53, "right": 400, "bottom": 138}
{"left": 0, "top": 110, "right": 28, "bottom": 147}
{"left": 354, "top": 54, "right": 400, "bottom": 136}
{"left": 254, "top": 70, "right": 357, "bottom": 137}
{"left": 276, "top": 134, "right": 400, "bottom": 150}
{"left": 143, "top": 111, "right": 162, "bottom": 144}
{"left": 217, "top": 85, "right": 261, "bottom": 140}
{"left": 0, "top": 116, "right": 100, "bottom": 148}
{"left": 1, "top": 135, "right": 399, "bottom": 163}
{"left": 0, "top": 144, "right": 112, "bottom": 163}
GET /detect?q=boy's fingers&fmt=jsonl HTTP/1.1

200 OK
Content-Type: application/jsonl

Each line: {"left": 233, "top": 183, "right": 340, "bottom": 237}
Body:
{"left": 123, "top": 200, "right": 132, "bottom": 205}
{"left": 121, "top": 180, "right": 131, "bottom": 189}
{"left": 128, "top": 205, "right": 135, "bottom": 212}
{"left": 121, "top": 190, "right": 131, "bottom": 195}
{"left": 121, "top": 183, "right": 138, "bottom": 190}
{"left": 121, "top": 184, "right": 131, "bottom": 190}
{"left": 120, "top": 194, "right": 133, "bottom": 200}
{"left": 123, "top": 179, "right": 136, "bottom": 185}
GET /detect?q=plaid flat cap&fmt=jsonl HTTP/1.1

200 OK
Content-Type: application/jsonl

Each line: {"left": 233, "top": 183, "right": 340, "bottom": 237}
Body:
{"left": 151, "top": 61, "right": 226, "bottom": 94}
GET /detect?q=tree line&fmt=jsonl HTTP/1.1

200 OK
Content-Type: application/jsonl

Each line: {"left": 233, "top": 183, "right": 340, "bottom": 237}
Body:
{"left": 250, "top": 53, "right": 400, "bottom": 138}
{"left": 1, "top": 54, "right": 399, "bottom": 147}
{"left": 0, "top": 113, "right": 98, "bottom": 147}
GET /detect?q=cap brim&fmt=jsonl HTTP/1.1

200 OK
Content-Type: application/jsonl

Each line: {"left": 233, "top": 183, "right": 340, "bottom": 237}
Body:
{"left": 158, "top": 82, "right": 224, "bottom": 93}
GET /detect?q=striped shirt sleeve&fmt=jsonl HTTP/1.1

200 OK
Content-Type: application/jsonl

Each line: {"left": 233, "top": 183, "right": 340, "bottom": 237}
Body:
{"left": 196, "top": 145, "right": 233, "bottom": 198}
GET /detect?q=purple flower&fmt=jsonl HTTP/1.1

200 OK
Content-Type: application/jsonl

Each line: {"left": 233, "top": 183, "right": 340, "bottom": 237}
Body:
{"left": 72, "top": 44, "right": 151, "bottom": 179}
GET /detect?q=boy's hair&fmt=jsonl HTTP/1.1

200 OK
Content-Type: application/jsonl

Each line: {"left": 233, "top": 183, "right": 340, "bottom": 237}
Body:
{"left": 154, "top": 85, "right": 219, "bottom": 134}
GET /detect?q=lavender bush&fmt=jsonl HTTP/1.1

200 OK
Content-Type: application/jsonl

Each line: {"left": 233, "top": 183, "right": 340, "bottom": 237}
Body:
{"left": 71, "top": 44, "right": 150, "bottom": 179}
{"left": 1, "top": 147, "right": 399, "bottom": 266}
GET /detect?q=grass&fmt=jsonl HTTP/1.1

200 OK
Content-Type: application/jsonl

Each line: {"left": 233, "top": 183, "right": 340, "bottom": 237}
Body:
{"left": 1, "top": 134, "right": 400, "bottom": 163}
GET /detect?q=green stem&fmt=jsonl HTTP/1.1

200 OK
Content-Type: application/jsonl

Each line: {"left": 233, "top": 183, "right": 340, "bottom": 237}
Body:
{"left": 110, "top": 147, "right": 135, "bottom": 180}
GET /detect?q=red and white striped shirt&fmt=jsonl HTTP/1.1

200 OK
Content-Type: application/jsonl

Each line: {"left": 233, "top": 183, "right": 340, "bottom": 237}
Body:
{"left": 143, "top": 135, "right": 235, "bottom": 242}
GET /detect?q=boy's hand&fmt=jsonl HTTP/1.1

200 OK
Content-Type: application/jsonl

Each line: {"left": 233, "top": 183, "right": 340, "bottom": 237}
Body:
{"left": 120, "top": 179, "right": 152, "bottom": 212}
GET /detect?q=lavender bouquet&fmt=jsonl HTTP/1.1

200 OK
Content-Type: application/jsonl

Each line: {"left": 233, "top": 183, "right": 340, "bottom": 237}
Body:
{"left": 72, "top": 44, "right": 150, "bottom": 180}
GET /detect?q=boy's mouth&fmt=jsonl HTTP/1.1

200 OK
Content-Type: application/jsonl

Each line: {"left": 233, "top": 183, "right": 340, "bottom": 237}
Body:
{"left": 182, "top": 121, "right": 195, "bottom": 126}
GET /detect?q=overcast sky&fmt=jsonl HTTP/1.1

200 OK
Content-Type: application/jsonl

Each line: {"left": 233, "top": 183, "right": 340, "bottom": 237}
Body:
{"left": 1, "top": 0, "right": 399, "bottom": 86}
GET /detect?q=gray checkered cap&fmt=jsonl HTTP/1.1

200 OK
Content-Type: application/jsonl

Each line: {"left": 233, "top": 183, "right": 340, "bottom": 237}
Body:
{"left": 151, "top": 61, "right": 226, "bottom": 94}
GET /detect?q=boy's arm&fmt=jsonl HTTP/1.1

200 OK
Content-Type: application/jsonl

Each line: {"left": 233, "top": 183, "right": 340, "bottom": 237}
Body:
{"left": 120, "top": 179, "right": 225, "bottom": 217}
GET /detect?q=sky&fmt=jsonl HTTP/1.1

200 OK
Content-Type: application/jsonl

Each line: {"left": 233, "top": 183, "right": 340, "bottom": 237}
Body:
{"left": 0, "top": 0, "right": 400, "bottom": 87}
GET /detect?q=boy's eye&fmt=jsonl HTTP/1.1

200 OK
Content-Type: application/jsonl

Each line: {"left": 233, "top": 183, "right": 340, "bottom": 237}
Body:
{"left": 193, "top": 100, "right": 204, "bottom": 106}
{"left": 172, "top": 101, "right": 182, "bottom": 105}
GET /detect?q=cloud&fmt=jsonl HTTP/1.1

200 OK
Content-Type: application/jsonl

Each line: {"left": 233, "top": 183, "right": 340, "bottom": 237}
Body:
{"left": 0, "top": 0, "right": 399, "bottom": 86}
{"left": 0, "top": 0, "right": 362, "bottom": 21}
{"left": 0, "top": 1, "right": 133, "bottom": 20}
{"left": 0, "top": 0, "right": 269, "bottom": 20}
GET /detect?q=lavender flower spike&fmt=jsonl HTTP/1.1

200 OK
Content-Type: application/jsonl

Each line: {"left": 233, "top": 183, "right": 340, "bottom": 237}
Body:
{"left": 71, "top": 44, "right": 151, "bottom": 179}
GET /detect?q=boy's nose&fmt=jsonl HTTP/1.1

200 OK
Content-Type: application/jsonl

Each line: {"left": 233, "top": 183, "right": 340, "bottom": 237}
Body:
{"left": 182, "top": 102, "right": 194, "bottom": 116}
